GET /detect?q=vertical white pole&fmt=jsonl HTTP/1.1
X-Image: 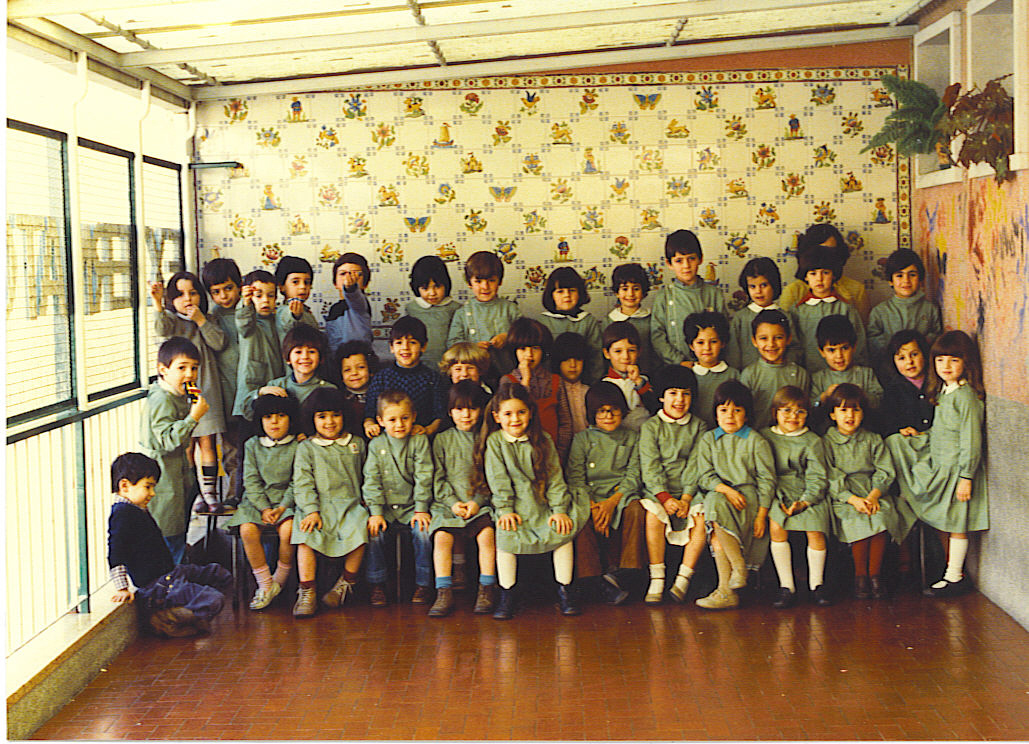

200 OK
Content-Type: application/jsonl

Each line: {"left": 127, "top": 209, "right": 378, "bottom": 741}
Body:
{"left": 67, "top": 51, "right": 90, "bottom": 409}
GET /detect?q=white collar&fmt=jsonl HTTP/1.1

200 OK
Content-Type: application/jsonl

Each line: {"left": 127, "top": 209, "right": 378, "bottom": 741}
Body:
{"left": 541, "top": 309, "right": 589, "bottom": 321}
{"left": 771, "top": 425, "right": 809, "bottom": 437}
{"left": 158, "top": 378, "right": 185, "bottom": 397}
{"left": 657, "top": 410, "right": 692, "bottom": 425}
{"left": 414, "top": 296, "right": 453, "bottom": 309}
{"left": 748, "top": 301, "right": 779, "bottom": 313}
{"left": 310, "top": 433, "right": 354, "bottom": 447}
{"left": 259, "top": 434, "right": 295, "bottom": 447}
{"left": 804, "top": 295, "right": 838, "bottom": 305}
{"left": 608, "top": 307, "right": 650, "bottom": 321}
{"left": 942, "top": 380, "right": 965, "bottom": 394}
{"left": 693, "top": 361, "right": 728, "bottom": 376}
{"left": 501, "top": 430, "right": 530, "bottom": 443}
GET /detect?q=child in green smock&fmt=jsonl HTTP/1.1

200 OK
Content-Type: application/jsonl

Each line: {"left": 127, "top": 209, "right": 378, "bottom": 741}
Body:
{"left": 235, "top": 270, "right": 293, "bottom": 418}
{"left": 740, "top": 309, "right": 811, "bottom": 430}
{"left": 405, "top": 256, "right": 462, "bottom": 373}
{"left": 273, "top": 255, "right": 319, "bottom": 340}
{"left": 867, "top": 249, "right": 941, "bottom": 377}
{"left": 811, "top": 315, "right": 882, "bottom": 435}
{"left": 607, "top": 262, "right": 656, "bottom": 375}
{"left": 727, "top": 257, "right": 799, "bottom": 371}
{"left": 241, "top": 324, "right": 336, "bottom": 419}
{"left": 684, "top": 310, "right": 740, "bottom": 431}
{"left": 538, "top": 267, "right": 604, "bottom": 383}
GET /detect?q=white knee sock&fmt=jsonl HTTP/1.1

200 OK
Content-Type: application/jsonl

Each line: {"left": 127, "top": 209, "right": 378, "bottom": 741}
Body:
{"left": 770, "top": 540, "right": 795, "bottom": 592}
{"left": 497, "top": 550, "right": 518, "bottom": 589}
{"left": 807, "top": 546, "right": 827, "bottom": 590}
{"left": 942, "top": 536, "right": 968, "bottom": 584}
{"left": 552, "top": 542, "right": 574, "bottom": 586}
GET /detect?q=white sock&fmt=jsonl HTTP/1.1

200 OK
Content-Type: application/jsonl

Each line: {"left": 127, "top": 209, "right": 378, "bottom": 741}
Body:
{"left": 272, "top": 561, "right": 292, "bottom": 586}
{"left": 648, "top": 563, "right": 665, "bottom": 594}
{"left": 552, "top": 542, "right": 574, "bottom": 586}
{"left": 807, "top": 546, "right": 827, "bottom": 590}
{"left": 770, "top": 540, "right": 795, "bottom": 593}
{"left": 497, "top": 550, "right": 518, "bottom": 589}
{"left": 676, "top": 563, "right": 694, "bottom": 580}
{"left": 252, "top": 564, "right": 273, "bottom": 592}
{"left": 941, "top": 536, "right": 968, "bottom": 584}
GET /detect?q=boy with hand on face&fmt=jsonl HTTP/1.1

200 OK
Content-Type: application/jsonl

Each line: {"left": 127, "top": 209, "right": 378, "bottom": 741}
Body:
{"left": 325, "top": 252, "right": 373, "bottom": 354}
{"left": 274, "top": 256, "right": 319, "bottom": 340}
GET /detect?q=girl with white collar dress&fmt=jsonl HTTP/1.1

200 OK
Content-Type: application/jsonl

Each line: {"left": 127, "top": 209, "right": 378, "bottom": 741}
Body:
{"left": 404, "top": 256, "right": 462, "bottom": 373}
{"left": 607, "top": 263, "right": 656, "bottom": 375}
{"left": 728, "top": 257, "right": 801, "bottom": 370}
{"left": 537, "top": 267, "right": 604, "bottom": 383}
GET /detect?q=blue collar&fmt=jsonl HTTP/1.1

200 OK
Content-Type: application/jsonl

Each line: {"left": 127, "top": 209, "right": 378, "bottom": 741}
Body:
{"left": 713, "top": 424, "right": 752, "bottom": 441}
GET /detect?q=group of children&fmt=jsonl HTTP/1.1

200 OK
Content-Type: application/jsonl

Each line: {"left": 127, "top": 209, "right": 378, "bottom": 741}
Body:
{"left": 111, "top": 223, "right": 987, "bottom": 636}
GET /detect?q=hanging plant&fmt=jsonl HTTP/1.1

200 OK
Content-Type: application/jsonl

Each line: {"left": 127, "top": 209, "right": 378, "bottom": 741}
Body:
{"left": 861, "top": 74, "right": 950, "bottom": 157}
{"left": 938, "top": 75, "right": 1014, "bottom": 183}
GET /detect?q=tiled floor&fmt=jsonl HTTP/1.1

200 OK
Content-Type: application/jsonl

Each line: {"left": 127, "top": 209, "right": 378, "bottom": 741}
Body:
{"left": 32, "top": 585, "right": 1029, "bottom": 741}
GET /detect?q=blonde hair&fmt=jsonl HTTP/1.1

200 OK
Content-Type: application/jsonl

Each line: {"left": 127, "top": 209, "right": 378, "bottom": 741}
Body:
{"left": 439, "top": 341, "right": 490, "bottom": 376}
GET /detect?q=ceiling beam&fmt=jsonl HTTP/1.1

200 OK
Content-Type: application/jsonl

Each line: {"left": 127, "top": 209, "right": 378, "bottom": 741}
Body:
{"left": 191, "top": 25, "right": 915, "bottom": 101}
{"left": 118, "top": 0, "right": 840, "bottom": 68}
{"left": 6, "top": 0, "right": 196, "bottom": 19}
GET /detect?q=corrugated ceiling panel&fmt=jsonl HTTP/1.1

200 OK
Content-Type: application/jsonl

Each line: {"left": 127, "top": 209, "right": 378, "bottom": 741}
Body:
{"left": 676, "top": 1, "right": 910, "bottom": 39}
{"left": 420, "top": 0, "right": 687, "bottom": 24}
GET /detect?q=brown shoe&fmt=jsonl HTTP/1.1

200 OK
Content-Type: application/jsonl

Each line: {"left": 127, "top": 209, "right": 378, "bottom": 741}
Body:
{"left": 370, "top": 584, "right": 388, "bottom": 607}
{"left": 427, "top": 587, "right": 454, "bottom": 617}
{"left": 411, "top": 585, "right": 432, "bottom": 604}
{"left": 148, "top": 608, "right": 199, "bottom": 638}
{"left": 292, "top": 587, "right": 317, "bottom": 618}
{"left": 321, "top": 576, "right": 354, "bottom": 608}
{"left": 473, "top": 583, "right": 497, "bottom": 614}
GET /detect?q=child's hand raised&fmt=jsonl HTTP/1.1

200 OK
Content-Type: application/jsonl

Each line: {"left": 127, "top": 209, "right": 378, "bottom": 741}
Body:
{"left": 182, "top": 304, "right": 206, "bottom": 326}
{"left": 548, "top": 513, "right": 573, "bottom": 534}
{"left": 299, "top": 512, "right": 322, "bottom": 532}
{"left": 189, "top": 394, "right": 209, "bottom": 422}
{"left": 498, "top": 513, "right": 522, "bottom": 531}
{"left": 363, "top": 418, "right": 381, "bottom": 438}
{"left": 624, "top": 364, "right": 642, "bottom": 385}
{"left": 489, "top": 333, "right": 507, "bottom": 348}
{"left": 411, "top": 511, "right": 431, "bottom": 532}
{"left": 241, "top": 284, "right": 254, "bottom": 303}
{"left": 288, "top": 298, "right": 304, "bottom": 318}
{"left": 367, "top": 515, "right": 387, "bottom": 537}
{"left": 149, "top": 281, "right": 164, "bottom": 308}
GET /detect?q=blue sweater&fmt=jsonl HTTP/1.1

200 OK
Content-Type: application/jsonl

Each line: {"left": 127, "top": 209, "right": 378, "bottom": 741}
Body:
{"left": 363, "top": 363, "right": 447, "bottom": 427}
{"left": 107, "top": 501, "right": 175, "bottom": 589}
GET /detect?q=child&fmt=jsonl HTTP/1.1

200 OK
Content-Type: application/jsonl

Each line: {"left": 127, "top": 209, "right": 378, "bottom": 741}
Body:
{"left": 446, "top": 250, "right": 520, "bottom": 383}
{"left": 243, "top": 324, "right": 336, "bottom": 419}
{"left": 790, "top": 238, "right": 868, "bottom": 372}
{"left": 694, "top": 380, "right": 776, "bottom": 610}
{"left": 608, "top": 262, "right": 656, "bottom": 375}
{"left": 234, "top": 270, "right": 291, "bottom": 418}
{"left": 727, "top": 257, "right": 794, "bottom": 371}
{"left": 638, "top": 365, "right": 709, "bottom": 604}
{"left": 780, "top": 224, "right": 871, "bottom": 323}
{"left": 651, "top": 229, "right": 726, "bottom": 366}
{"left": 503, "top": 317, "right": 564, "bottom": 451}
{"left": 867, "top": 249, "right": 942, "bottom": 376}
{"left": 811, "top": 315, "right": 883, "bottom": 434}
{"left": 427, "top": 381, "right": 498, "bottom": 617}
{"left": 601, "top": 321, "right": 658, "bottom": 432}
{"left": 538, "top": 267, "right": 604, "bottom": 382}
{"left": 227, "top": 394, "right": 300, "bottom": 610}
{"left": 201, "top": 257, "right": 243, "bottom": 505}
{"left": 274, "top": 255, "right": 319, "bottom": 340}
{"left": 363, "top": 316, "right": 446, "bottom": 437}
{"left": 887, "top": 331, "right": 987, "bottom": 598}
{"left": 739, "top": 309, "right": 811, "bottom": 430}
{"left": 823, "top": 384, "right": 911, "bottom": 599}
{"left": 474, "top": 381, "right": 587, "bottom": 619}
{"left": 150, "top": 271, "right": 226, "bottom": 513}
{"left": 879, "top": 330, "right": 935, "bottom": 438}
{"left": 683, "top": 311, "right": 740, "bottom": 430}
{"left": 566, "top": 381, "right": 647, "bottom": 605}
{"left": 336, "top": 339, "right": 379, "bottom": 439}
{"left": 108, "top": 453, "right": 232, "bottom": 637}
{"left": 325, "top": 252, "right": 373, "bottom": 354}
{"left": 763, "top": 386, "right": 831, "bottom": 608}
{"left": 405, "top": 255, "right": 461, "bottom": 372}
{"left": 140, "top": 337, "right": 209, "bottom": 565}
{"left": 551, "top": 332, "right": 590, "bottom": 458}
{"left": 291, "top": 387, "right": 369, "bottom": 618}
{"left": 363, "top": 390, "right": 435, "bottom": 606}
{"left": 440, "top": 341, "right": 493, "bottom": 394}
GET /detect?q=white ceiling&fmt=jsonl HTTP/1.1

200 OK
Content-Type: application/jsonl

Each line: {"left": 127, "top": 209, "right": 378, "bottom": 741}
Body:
{"left": 7, "top": 0, "right": 921, "bottom": 99}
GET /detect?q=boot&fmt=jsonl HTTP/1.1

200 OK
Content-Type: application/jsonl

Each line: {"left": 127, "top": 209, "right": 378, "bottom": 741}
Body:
{"left": 556, "top": 584, "right": 581, "bottom": 616}
{"left": 428, "top": 587, "right": 455, "bottom": 617}
{"left": 293, "top": 586, "right": 317, "bottom": 618}
{"left": 320, "top": 575, "right": 354, "bottom": 608}
{"left": 493, "top": 587, "right": 516, "bottom": 620}
{"left": 473, "top": 583, "right": 497, "bottom": 614}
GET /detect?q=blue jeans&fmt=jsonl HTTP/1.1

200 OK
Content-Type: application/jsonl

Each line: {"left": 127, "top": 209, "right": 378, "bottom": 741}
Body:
{"left": 163, "top": 533, "right": 186, "bottom": 566}
{"left": 137, "top": 563, "right": 233, "bottom": 622}
{"left": 365, "top": 520, "right": 433, "bottom": 587}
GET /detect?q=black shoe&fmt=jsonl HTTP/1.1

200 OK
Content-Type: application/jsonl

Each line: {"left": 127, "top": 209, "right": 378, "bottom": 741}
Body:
{"left": 492, "top": 588, "right": 516, "bottom": 620}
{"left": 854, "top": 575, "right": 871, "bottom": 600}
{"left": 924, "top": 576, "right": 971, "bottom": 598}
{"left": 602, "top": 573, "right": 630, "bottom": 606}
{"left": 870, "top": 576, "right": 887, "bottom": 600}
{"left": 772, "top": 587, "right": 796, "bottom": 609}
{"left": 811, "top": 584, "right": 833, "bottom": 606}
{"left": 556, "top": 584, "right": 581, "bottom": 616}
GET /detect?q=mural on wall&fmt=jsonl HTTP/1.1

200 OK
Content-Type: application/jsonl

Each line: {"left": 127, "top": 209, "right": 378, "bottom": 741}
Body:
{"left": 196, "top": 69, "right": 910, "bottom": 330}
{"left": 915, "top": 174, "right": 1029, "bottom": 406}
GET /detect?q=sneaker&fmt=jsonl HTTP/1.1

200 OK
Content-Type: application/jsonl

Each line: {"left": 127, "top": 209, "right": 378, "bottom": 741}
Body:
{"left": 473, "top": 583, "right": 497, "bottom": 614}
{"left": 602, "top": 573, "right": 631, "bottom": 606}
{"left": 668, "top": 575, "right": 690, "bottom": 603}
{"left": 696, "top": 588, "right": 739, "bottom": 610}
{"left": 428, "top": 587, "right": 455, "bottom": 617}
{"left": 293, "top": 587, "right": 317, "bottom": 618}
{"left": 320, "top": 576, "right": 354, "bottom": 608}
{"left": 411, "top": 585, "right": 432, "bottom": 604}
{"left": 811, "top": 584, "right": 833, "bottom": 606}
{"left": 772, "top": 587, "right": 796, "bottom": 609}
{"left": 370, "top": 584, "right": 388, "bottom": 607}
{"left": 249, "top": 582, "right": 282, "bottom": 611}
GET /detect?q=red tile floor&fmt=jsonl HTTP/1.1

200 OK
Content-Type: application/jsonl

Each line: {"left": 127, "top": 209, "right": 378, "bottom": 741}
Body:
{"left": 31, "top": 582, "right": 1029, "bottom": 741}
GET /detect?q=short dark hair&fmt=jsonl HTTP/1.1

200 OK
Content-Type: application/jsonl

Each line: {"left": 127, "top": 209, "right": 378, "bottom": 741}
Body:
{"left": 586, "top": 380, "right": 629, "bottom": 423}
{"left": 816, "top": 314, "right": 857, "bottom": 349}
{"left": 243, "top": 269, "right": 276, "bottom": 286}
{"left": 610, "top": 263, "right": 650, "bottom": 296}
{"left": 281, "top": 323, "right": 328, "bottom": 361}
{"left": 712, "top": 379, "right": 754, "bottom": 426}
{"left": 335, "top": 339, "right": 380, "bottom": 376}
{"left": 390, "top": 315, "right": 428, "bottom": 346}
{"left": 795, "top": 242, "right": 842, "bottom": 282}
{"left": 302, "top": 387, "right": 348, "bottom": 435}
{"left": 738, "top": 257, "right": 782, "bottom": 298}
{"left": 885, "top": 329, "right": 930, "bottom": 364}
{"left": 506, "top": 317, "right": 553, "bottom": 354}
{"left": 409, "top": 255, "right": 452, "bottom": 296}
{"left": 275, "top": 255, "right": 313, "bottom": 287}
{"left": 683, "top": 311, "right": 729, "bottom": 346}
{"left": 448, "top": 379, "right": 488, "bottom": 411}
{"left": 111, "top": 452, "right": 160, "bottom": 493}
{"left": 201, "top": 258, "right": 242, "bottom": 292}
{"left": 751, "top": 309, "right": 791, "bottom": 338}
{"left": 825, "top": 382, "right": 868, "bottom": 412}
{"left": 801, "top": 223, "right": 848, "bottom": 266}
{"left": 253, "top": 393, "right": 300, "bottom": 435}
{"left": 157, "top": 336, "right": 201, "bottom": 367}
{"left": 653, "top": 363, "right": 698, "bottom": 399}
{"left": 542, "top": 267, "right": 589, "bottom": 313}
{"left": 602, "top": 320, "right": 640, "bottom": 350}
{"left": 333, "top": 252, "right": 371, "bottom": 286}
{"left": 464, "top": 251, "right": 503, "bottom": 283}
{"left": 665, "top": 229, "right": 702, "bottom": 262}
{"left": 164, "top": 271, "right": 208, "bottom": 314}
{"left": 884, "top": 248, "right": 926, "bottom": 281}
{"left": 377, "top": 389, "right": 413, "bottom": 417}
{"left": 550, "top": 331, "right": 589, "bottom": 371}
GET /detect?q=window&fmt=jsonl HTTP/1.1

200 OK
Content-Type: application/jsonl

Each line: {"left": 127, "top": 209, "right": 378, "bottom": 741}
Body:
{"left": 913, "top": 12, "right": 963, "bottom": 186}
{"left": 5, "top": 120, "right": 75, "bottom": 423}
